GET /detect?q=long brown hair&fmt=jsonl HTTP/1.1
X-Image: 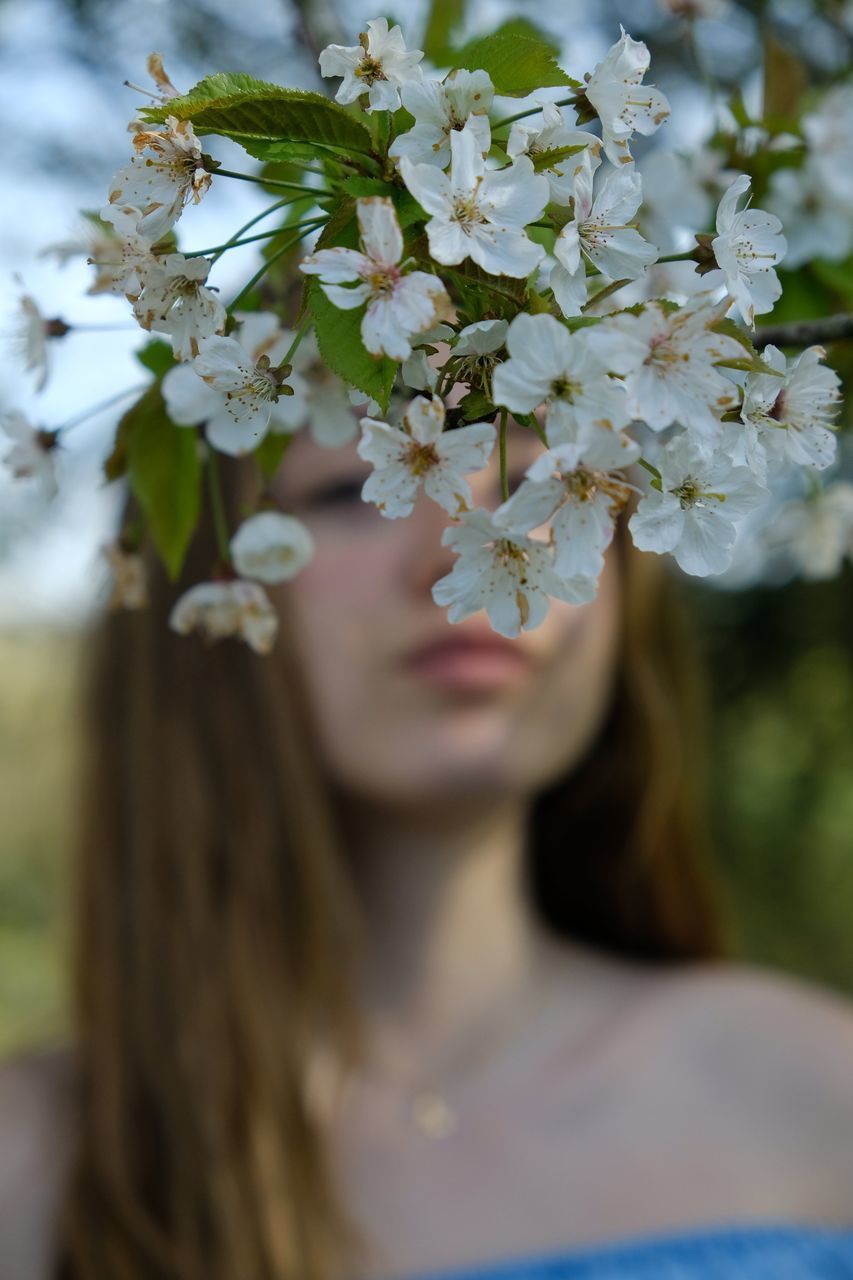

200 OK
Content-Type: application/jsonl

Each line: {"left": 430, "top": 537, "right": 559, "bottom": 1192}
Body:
{"left": 57, "top": 465, "right": 729, "bottom": 1280}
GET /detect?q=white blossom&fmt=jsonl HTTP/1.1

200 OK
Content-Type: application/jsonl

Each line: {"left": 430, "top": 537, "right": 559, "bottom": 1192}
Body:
{"left": 389, "top": 69, "right": 493, "bottom": 168}
{"left": 800, "top": 85, "right": 853, "bottom": 207}
{"left": 491, "top": 313, "right": 631, "bottom": 448}
{"left": 629, "top": 435, "right": 765, "bottom": 576}
{"left": 0, "top": 411, "right": 58, "bottom": 498}
{"left": 710, "top": 174, "right": 786, "bottom": 327}
{"left": 230, "top": 511, "right": 315, "bottom": 583}
{"left": 639, "top": 146, "right": 725, "bottom": 254}
{"left": 13, "top": 293, "right": 56, "bottom": 392}
{"left": 506, "top": 104, "right": 601, "bottom": 204}
{"left": 432, "top": 507, "right": 597, "bottom": 638}
{"left": 584, "top": 28, "right": 671, "bottom": 167}
{"left": 586, "top": 294, "right": 744, "bottom": 448}
{"left": 106, "top": 116, "right": 211, "bottom": 242}
{"left": 103, "top": 542, "right": 148, "bottom": 610}
{"left": 132, "top": 252, "right": 226, "bottom": 360}
{"left": 318, "top": 18, "right": 424, "bottom": 112}
{"left": 167, "top": 334, "right": 294, "bottom": 456}
{"left": 300, "top": 197, "right": 450, "bottom": 360}
{"left": 771, "top": 482, "right": 853, "bottom": 581}
{"left": 357, "top": 393, "right": 495, "bottom": 518}
{"left": 169, "top": 579, "right": 278, "bottom": 653}
{"left": 400, "top": 120, "right": 548, "bottom": 279}
{"left": 40, "top": 208, "right": 155, "bottom": 299}
{"left": 735, "top": 344, "right": 840, "bottom": 483}
{"left": 500, "top": 431, "right": 639, "bottom": 578}
{"left": 551, "top": 165, "right": 658, "bottom": 316}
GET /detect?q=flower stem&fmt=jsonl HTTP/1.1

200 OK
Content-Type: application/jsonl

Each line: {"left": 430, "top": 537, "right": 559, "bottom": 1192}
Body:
{"left": 206, "top": 449, "right": 231, "bottom": 565}
{"left": 657, "top": 250, "right": 700, "bottom": 264}
{"left": 57, "top": 382, "right": 150, "bottom": 433}
{"left": 499, "top": 407, "right": 509, "bottom": 502}
{"left": 490, "top": 96, "right": 578, "bottom": 133}
{"left": 282, "top": 314, "right": 312, "bottom": 365}
{"left": 638, "top": 456, "right": 663, "bottom": 491}
{"left": 226, "top": 221, "right": 325, "bottom": 313}
{"left": 214, "top": 168, "right": 335, "bottom": 198}
{"left": 186, "top": 219, "right": 327, "bottom": 259}
{"left": 203, "top": 197, "right": 300, "bottom": 265}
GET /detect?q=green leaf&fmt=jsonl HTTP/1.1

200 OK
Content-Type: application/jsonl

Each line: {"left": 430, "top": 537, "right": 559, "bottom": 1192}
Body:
{"left": 126, "top": 385, "right": 202, "bottom": 579}
{"left": 254, "top": 430, "right": 293, "bottom": 479}
{"left": 352, "top": 181, "right": 427, "bottom": 233}
{"left": 140, "top": 76, "right": 373, "bottom": 154}
{"left": 423, "top": 0, "right": 466, "bottom": 63}
{"left": 307, "top": 280, "right": 397, "bottom": 412}
{"left": 455, "top": 388, "right": 495, "bottom": 423}
{"left": 530, "top": 142, "right": 587, "bottom": 172}
{"left": 450, "top": 27, "right": 574, "bottom": 95}
{"left": 135, "top": 339, "right": 176, "bottom": 379}
{"left": 710, "top": 315, "right": 781, "bottom": 374}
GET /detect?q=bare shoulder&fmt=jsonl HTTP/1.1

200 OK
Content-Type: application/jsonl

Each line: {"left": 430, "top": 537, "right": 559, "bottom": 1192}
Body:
{"left": 649, "top": 960, "right": 853, "bottom": 1210}
{"left": 0, "top": 1046, "right": 77, "bottom": 1280}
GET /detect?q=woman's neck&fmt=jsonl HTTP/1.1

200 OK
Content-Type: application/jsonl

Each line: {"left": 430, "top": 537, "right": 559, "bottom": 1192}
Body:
{"left": 338, "top": 794, "right": 563, "bottom": 1070}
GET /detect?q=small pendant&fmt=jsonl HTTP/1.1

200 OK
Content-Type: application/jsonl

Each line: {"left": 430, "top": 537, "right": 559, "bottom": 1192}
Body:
{"left": 409, "top": 1090, "right": 459, "bottom": 1138}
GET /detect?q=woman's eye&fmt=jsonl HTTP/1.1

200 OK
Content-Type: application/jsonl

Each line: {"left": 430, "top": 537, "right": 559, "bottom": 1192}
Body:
{"left": 303, "top": 478, "right": 367, "bottom": 507}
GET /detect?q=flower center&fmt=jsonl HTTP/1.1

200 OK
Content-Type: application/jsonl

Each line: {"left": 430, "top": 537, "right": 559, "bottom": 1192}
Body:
{"left": 550, "top": 374, "right": 580, "bottom": 401}
{"left": 453, "top": 194, "right": 486, "bottom": 231}
{"left": 404, "top": 441, "right": 440, "bottom": 476}
{"left": 366, "top": 265, "right": 401, "bottom": 297}
{"left": 355, "top": 54, "right": 387, "bottom": 85}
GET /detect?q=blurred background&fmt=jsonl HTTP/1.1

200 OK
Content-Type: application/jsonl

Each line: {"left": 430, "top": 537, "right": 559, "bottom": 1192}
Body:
{"left": 1, "top": 0, "right": 852, "bottom": 1053}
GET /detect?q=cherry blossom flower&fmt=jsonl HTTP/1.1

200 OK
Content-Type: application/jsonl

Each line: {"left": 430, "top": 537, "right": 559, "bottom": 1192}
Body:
{"left": 358, "top": 394, "right": 496, "bottom": 518}
{"left": 40, "top": 208, "right": 154, "bottom": 299}
{"left": 586, "top": 294, "right": 744, "bottom": 448}
{"left": 13, "top": 293, "right": 60, "bottom": 393}
{"left": 800, "top": 85, "right": 853, "bottom": 207}
{"left": 0, "top": 411, "right": 59, "bottom": 498}
{"left": 389, "top": 69, "right": 494, "bottom": 168}
{"left": 710, "top": 174, "right": 786, "bottom": 327}
{"left": 770, "top": 483, "right": 853, "bottom": 581}
{"left": 230, "top": 511, "right": 315, "bottom": 583}
{"left": 132, "top": 252, "right": 226, "bottom": 360}
{"left": 169, "top": 579, "right": 278, "bottom": 653}
{"left": 431, "top": 507, "right": 597, "bottom": 638}
{"left": 499, "top": 430, "right": 640, "bottom": 578}
{"left": 103, "top": 542, "right": 148, "bottom": 610}
{"left": 551, "top": 166, "right": 658, "bottom": 316}
{"left": 300, "top": 197, "right": 451, "bottom": 360}
{"left": 399, "top": 120, "right": 548, "bottom": 279}
{"left": 168, "top": 334, "right": 295, "bottom": 456}
{"left": 506, "top": 104, "right": 600, "bottom": 204}
{"left": 106, "top": 116, "right": 211, "bottom": 242}
{"left": 735, "top": 344, "right": 840, "bottom": 483}
{"left": 584, "top": 29, "right": 670, "bottom": 167}
{"left": 491, "top": 313, "right": 631, "bottom": 448}
{"left": 318, "top": 18, "right": 424, "bottom": 112}
{"left": 629, "top": 436, "right": 765, "bottom": 576}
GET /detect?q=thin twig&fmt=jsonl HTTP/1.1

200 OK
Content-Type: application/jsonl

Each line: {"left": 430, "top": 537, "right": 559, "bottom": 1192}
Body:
{"left": 752, "top": 313, "right": 853, "bottom": 349}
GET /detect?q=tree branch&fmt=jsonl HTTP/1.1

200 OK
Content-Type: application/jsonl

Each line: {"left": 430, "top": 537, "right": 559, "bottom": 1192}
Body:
{"left": 753, "top": 313, "right": 853, "bottom": 349}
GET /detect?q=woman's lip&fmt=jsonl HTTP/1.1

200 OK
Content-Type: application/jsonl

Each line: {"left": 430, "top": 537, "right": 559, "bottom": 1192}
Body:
{"left": 402, "top": 639, "right": 534, "bottom": 689}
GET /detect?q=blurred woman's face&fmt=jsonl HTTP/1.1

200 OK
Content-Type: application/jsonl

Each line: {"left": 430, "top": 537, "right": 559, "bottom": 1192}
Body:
{"left": 275, "top": 422, "right": 622, "bottom": 808}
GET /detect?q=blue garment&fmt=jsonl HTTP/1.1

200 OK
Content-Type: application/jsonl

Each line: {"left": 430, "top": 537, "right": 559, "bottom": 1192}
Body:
{"left": 404, "top": 1223, "right": 853, "bottom": 1280}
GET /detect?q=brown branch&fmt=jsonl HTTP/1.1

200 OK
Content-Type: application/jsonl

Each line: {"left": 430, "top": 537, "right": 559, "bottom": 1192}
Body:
{"left": 753, "top": 312, "right": 853, "bottom": 349}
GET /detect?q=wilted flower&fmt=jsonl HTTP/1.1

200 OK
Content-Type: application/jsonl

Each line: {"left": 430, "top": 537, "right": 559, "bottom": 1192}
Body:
{"left": 106, "top": 116, "right": 211, "bottom": 242}
{"left": 132, "top": 252, "right": 226, "bottom": 360}
{"left": 230, "top": 511, "right": 315, "bottom": 583}
{"left": 319, "top": 18, "right": 424, "bottom": 112}
{"left": 358, "top": 393, "right": 496, "bottom": 518}
{"left": 400, "top": 120, "right": 549, "bottom": 279}
{"left": 389, "top": 69, "right": 494, "bottom": 168}
{"left": 169, "top": 579, "right": 278, "bottom": 653}
{"left": 300, "top": 197, "right": 451, "bottom": 361}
